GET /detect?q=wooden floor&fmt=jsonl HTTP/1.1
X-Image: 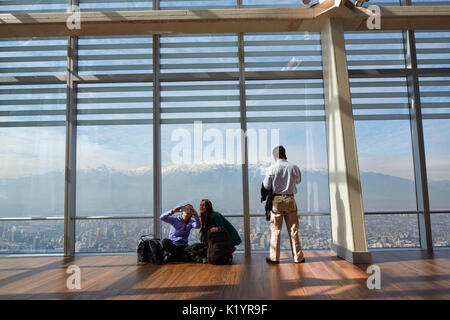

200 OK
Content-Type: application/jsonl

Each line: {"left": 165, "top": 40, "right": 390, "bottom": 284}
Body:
{"left": 0, "top": 250, "right": 449, "bottom": 300}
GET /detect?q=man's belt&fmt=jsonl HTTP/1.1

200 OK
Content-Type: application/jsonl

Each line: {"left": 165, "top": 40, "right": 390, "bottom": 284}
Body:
{"left": 273, "top": 194, "right": 294, "bottom": 197}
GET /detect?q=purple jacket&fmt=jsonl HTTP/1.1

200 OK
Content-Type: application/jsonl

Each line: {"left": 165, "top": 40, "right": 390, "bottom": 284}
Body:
{"left": 160, "top": 210, "right": 201, "bottom": 247}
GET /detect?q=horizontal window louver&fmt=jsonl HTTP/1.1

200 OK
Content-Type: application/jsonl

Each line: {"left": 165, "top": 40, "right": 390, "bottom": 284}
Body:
{"left": 415, "top": 31, "right": 450, "bottom": 69}
{"left": 350, "top": 78, "right": 410, "bottom": 120}
{"left": 419, "top": 77, "right": 450, "bottom": 120}
{"left": 345, "top": 31, "right": 405, "bottom": 70}
{"left": 160, "top": 0, "right": 235, "bottom": 10}
{"left": 78, "top": 36, "right": 153, "bottom": 75}
{"left": 79, "top": 0, "right": 153, "bottom": 11}
{"left": 77, "top": 83, "right": 153, "bottom": 126}
{"left": 160, "top": 81, "right": 240, "bottom": 124}
{"left": 240, "top": 0, "right": 397, "bottom": 8}
{"left": 411, "top": 0, "right": 450, "bottom": 5}
{"left": 244, "top": 33, "right": 322, "bottom": 72}
{"left": 245, "top": 79, "right": 325, "bottom": 123}
{"left": 0, "top": 0, "right": 68, "bottom": 13}
{"left": 361, "top": 0, "right": 400, "bottom": 5}
{"left": 160, "top": 34, "right": 238, "bottom": 73}
{"left": 0, "top": 84, "right": 66, "bottom": 127}
{"left": 0, "top": 37, "right": 67, "bottom": 76}
{"left": 241, "top": 0, "right": 306, "bottom": 8}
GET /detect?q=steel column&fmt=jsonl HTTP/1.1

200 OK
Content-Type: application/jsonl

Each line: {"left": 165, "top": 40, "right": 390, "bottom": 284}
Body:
{"left": 237, "top": 0, "right": 251, "bottom": 256}
{"left": 64, "top": 0, "right": 79, "bottom": 256}
{"left": 401, "top": 5, "right": 433, "bottom": 250}
{"left": 153, "top": 0, "right": 162, "bottom": 239}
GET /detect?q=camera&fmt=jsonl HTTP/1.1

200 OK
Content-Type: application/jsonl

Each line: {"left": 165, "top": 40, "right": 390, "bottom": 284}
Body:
{"left": 181, "top": 206, "right": 191, "bottom": 214}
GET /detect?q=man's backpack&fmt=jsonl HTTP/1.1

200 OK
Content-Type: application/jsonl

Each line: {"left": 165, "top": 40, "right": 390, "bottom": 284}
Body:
{"left": 137, "top": 235, "right": 164, "bottom": 265}
{"left": 207, "top": 230, "right": 232, "bottom": 265}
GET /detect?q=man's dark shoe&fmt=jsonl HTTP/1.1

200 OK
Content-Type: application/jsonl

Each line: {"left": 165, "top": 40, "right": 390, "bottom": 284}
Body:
{"left": 295, "top": 257, "right": 306, "bottom": 264}
{"left": 266, "top": 257, "right": 280, "bottom": 264}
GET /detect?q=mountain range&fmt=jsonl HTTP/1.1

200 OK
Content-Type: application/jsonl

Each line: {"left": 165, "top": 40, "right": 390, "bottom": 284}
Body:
{"left": 1, "top": 163, "right": 449, "bottom": 217}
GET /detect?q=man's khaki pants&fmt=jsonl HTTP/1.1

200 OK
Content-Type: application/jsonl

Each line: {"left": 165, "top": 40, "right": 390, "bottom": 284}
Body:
{"left": 269, "top": 195, "right": 304, "bottom": 262}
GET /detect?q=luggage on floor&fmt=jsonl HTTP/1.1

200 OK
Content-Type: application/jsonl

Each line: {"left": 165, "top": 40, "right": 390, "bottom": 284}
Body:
{"left": 137, "top": 235, "right": 151, "bottom": 262}
{"left": 186, "top": 242, "right": 208, "bottom": 263}
{"left": 137, "top": 235, "right": 164, "bottom": 265}
{"left": 207, "top": 230, "right": 232, "bottom": 265}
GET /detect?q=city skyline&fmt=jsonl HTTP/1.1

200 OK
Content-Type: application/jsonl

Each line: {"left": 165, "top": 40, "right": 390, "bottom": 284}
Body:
{"left": 1, "top": 213, "right": 449, "bottom": 254}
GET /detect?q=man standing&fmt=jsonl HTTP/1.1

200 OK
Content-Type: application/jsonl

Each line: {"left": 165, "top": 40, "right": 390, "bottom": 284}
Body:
{"left": 263, "top": 146, "right": 305, "bottom": 264}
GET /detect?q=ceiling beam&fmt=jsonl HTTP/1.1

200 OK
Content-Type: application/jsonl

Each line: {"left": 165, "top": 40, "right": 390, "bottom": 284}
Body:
{"left": 0, "top": 4, "right": 450, "bottom": 37}
{"left": 348, "top": 6, "right": 450, "bottom": 30}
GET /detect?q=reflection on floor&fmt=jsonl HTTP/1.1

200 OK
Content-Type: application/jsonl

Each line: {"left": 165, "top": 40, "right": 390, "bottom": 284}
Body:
{"left": 0, "top": 250, "right": 449, "bottom": 300}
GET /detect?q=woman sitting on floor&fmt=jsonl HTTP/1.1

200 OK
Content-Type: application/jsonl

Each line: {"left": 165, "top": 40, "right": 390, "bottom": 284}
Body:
{"left": 199, "top": 199, "right": 242, "bottom": 254}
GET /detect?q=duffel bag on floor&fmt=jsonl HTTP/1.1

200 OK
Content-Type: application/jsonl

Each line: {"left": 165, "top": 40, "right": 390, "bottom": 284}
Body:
{"left": 207, "top": 230, "right": 232, "bottom": 265}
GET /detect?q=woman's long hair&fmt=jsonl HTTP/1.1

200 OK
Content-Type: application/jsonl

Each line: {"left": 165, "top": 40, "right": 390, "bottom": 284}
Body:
{"left": 200, "top": 199, "right": 214, "bottom": 243}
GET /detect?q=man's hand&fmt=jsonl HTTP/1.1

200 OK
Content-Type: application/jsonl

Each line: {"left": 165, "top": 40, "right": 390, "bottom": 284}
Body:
{"left": 190, "top": 207, "right": 198, "bottom": 215}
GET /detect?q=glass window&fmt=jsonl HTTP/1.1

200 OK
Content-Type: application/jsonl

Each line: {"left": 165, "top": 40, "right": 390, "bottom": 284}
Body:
{"left": 0, "top": 126, "right": 66, "bottom": 218}
{"left": 431, "top": 214, "right": 450, "bottom": 247}
{"left": 242, "top": 0, "right": 305, "bottom": 8}
{"left": 0, "top": 37, "right": 66, "bottom": 254}
{"left": 76, "top": 83, "right": 153, "bottom": 219}
{"left": 160, "top": 80, "right": 240, "bottom": 122}
{"left": 368, "top": 0, "right": 400, "bottom": 4}
{"left": 0, "top": 84, "right": 65, "bottom": 254}
{"left": 244, "top": 33, "right": 322, "bottom": 72}
{"left": 160, "top": 121, "right": 244, "bottom": 217}
{"left": 75, "top": 219, "right": 153, "bottom": 253}
{"left": 245, "top": 78, "right": 330, "bottom": 250}
{"left": 365, "top": 214, "right": 420, "bottom": 248}
{"left": 160, "top": 34, "right": 238, "bottom": 73}
{"left": 79, "top": 0, "right": 153, "bottom": 11}
{"left": 351, "top": 78, "right": 417, "bottom": 212}
{"left": 160, "top": 80, "right": 243, "bottom": 244}
{"left": 243, "top": 0, "right": 399, "bottom": 9}
{"left": 160, "top": 0, "right": 235, "bottom": 10}
{"left": 415, "top": 31, "right": 450, "bottom": 69}
{"left": 78, "top": 36, "right": 153, "bottom": 75}
{"left": 0, "top": 84, "right": 66, "bottom": 218}
{"left": 0, "top": 221, "right": 64, "bottom": 254}
{"left": 412, "top": 0, "right": 450, "bottom": 6}
{"left": 419, "top": 77, "right": 450, "bottom": 211}
{"left": 0, "top": 0, "right": 67, "bottom": 13}
{"left": 345, "top": 31, "right": 405, "bottom": 70}
{"left": 246, "top": 79, "right": 329, "bottom": 216}
{"left": 0, "top": 37, "right": 67, "bottom": 76}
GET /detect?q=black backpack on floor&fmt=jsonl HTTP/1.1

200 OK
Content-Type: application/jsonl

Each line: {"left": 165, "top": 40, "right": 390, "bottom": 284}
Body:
{"left": 207, "top": 230, "right": 232, "bottom": 265}
{"left": 137, "top": 235, "right": 164, "bottom": 265}
{"left": 186, "top": 242, "right": 208, "bottom": 263}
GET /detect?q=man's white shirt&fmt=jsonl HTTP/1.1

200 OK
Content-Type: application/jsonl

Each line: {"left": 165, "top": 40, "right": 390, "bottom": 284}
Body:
{"left": 263, "top": 159, "right": 301, "bottom": 194}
